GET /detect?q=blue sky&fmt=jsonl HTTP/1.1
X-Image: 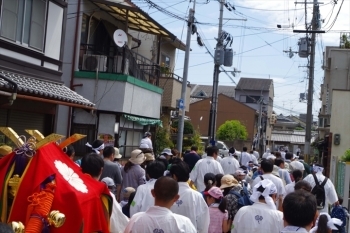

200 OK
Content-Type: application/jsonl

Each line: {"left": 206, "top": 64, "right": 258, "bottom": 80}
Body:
{"left": 134, "top": 0, "right": 348, "bottom": 120}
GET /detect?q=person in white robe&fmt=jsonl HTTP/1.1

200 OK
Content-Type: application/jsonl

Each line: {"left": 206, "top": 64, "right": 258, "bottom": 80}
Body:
{"left": 190, "top": 146, "right": 224, "bottom": 192}
{"left": 232, "top": 179, "right": 284, "bottom": 233}
{"left": 220, "top": 152, "right": 240, "bottom": 175}
{"left": 124, "top": 176, "right": 197, "bottom": 233}
{"left": 129, "top": 160, "right": 166, "bottom": 217}
{"left": 169, "top": 159, "right": 210, "bottom": 233}
{"left": 303, "top": 164, "right": 339, "bottom": 213}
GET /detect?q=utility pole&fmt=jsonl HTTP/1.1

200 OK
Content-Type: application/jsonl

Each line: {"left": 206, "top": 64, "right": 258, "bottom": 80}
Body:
{"left": 208, "top": 0, "right": 225, "bottom": 146}
{"left": 176, "top": 1, "right": 196, "bottom": 153}
{"left": 304, "top": 0, "right": 317, "bottom": 156}
{"left": 257, "top": 97, "right": 263, "bottom": 153}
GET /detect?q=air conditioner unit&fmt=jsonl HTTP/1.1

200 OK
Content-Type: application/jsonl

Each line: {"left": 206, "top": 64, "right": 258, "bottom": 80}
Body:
{"left": 113, "top": 56, "right": 129, "bottom": 74}
{"left": 82, "top": 55, "right": 107, "bottom": 72}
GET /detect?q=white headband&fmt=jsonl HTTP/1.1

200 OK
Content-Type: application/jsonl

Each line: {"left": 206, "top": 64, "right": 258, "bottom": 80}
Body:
{"left": 309, "top": 213, "right": 343, "bottom": 233}
{"left": 250, "top": 179, "right": 277, "bottom": 210}
{"left": 85, "top": 142, "right": 104, "bottom": 154}
{"left": 313, "top": 165, "right": 324, "bottom": 173}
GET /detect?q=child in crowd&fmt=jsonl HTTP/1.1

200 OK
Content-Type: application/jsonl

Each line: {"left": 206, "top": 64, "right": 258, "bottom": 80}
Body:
{"left": 204, "top": 187, "right": 230, "bottom": 233}
{"left": 120, "top": 187, "right": 136, "bottom": 208}
{"left": 331, "top": 196, "right": 349, "bottom": 233}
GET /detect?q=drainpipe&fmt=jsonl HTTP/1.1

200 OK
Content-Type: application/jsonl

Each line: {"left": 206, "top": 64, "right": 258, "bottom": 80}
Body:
{"left": 67, "top": 0, "right": 82, "bottom": 136}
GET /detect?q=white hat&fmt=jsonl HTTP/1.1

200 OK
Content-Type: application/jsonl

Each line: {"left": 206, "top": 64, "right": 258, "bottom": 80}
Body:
{"left": 292, "top": 154, "right": 299, "bottom": 160}
{"left": 290, "top": 161, "right": 305, "bottom": 171}
{"left": 161, "top": 148, "right": 173, "bottom": 156}
{"left": 129, "top": 149, "right": 146, "bottom": 165}
{"left": 114, "top": 147, "right": 122, "bottom": 159}
{"left": 266, "top": 155, "right": 276, "bottom": 160}
{"left": 101, "top": 177, "right": 115, "bottom": 187}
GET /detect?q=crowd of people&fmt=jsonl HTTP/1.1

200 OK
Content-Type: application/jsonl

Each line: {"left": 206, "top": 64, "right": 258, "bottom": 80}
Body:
{"left": 66, "top": 132, "right": 348, "bottom": 233}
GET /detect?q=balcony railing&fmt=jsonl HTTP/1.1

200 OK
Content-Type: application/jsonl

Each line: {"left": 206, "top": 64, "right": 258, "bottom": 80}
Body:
{"left": 79, "top": 44, "right": 160, "bottom": 86}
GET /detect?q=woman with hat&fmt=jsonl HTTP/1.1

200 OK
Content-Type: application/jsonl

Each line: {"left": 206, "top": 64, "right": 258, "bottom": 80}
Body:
{"left": 121, "top": 149, "right": 146, "bottom": 194}
{"left": 220, "top": 175, "right": 243, "bottom": 223}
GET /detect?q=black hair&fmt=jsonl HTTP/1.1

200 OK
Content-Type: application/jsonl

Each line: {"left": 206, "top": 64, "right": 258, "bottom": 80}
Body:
{"left": 91, "top": 140, "right": 104, "bottom": 150}
{"left": 204, "top": 173, "right": 216, "bottom": 191}
{"left": 81, "top": 153, "right": 104, "bottom": 178}
{"left": 153, "top": 176, "right": 179, "bottom": 202}
{"left": 285, "top": 152, "right": 293, "bottom": 160}
{"left": 275, "top": 151, "right": 281, "bottom": 158}
{"left": 253, "top": 147, "right": 256, "bottom": 150}
{"left": 316, "top": 215, "right": 329, "bottom": 233}
{"left": 103, "top": 146, "right": 115, "bottom": 158}
{"left": 146, "top": 160, "right": 166, "bottom": 179}
{"left": 229, "top": 147, "right": 235, "bottom": 154}
{"left": 206, "top": 193, "right": 227, "bottom": 213}
{"left": 292, "top": 170, "right": 303, "bottom": 183}
{"left": 0, "top": 223, "right": 13, "bottom": 233}
{"left": 65, "top": 145, "right": 75, "bottom": 157}
{"left": 191, "top": 145, "right": 198, "bottom": 151}
{"left": 243, "top": 147, "right": 247, "bottom": 152}
{"left": 298, "top": 155, "right": 304, "bottom": 160}
{"left": 169, "top": 160, "right": 190, "bottom": 182}
{"left": 222, "top": 187, "right": 232, "bottom": 196}
{"left": 215, "top": 174, "right": 224, "bottom": 188}
{"left": 283, "top": 190, "right": 317, "bottom": 228}
{"left": 294, "top": 180, "right": 312, "bottom": 192}
{"left": 338, "top": 196, "right": 344, "bottom": 205}
{"left": 156, "top": 157, "right": 169, "bottom": 169}
{"left": 260, "top": 159, "right": 274, "bottom": 173}
{"left": 275, "top": 158, "right": 285, "bottom": 167}
{"left": 128, "top": 191, "right": 136, "bottom": 206}
{"left": 206, "top": 146, "right": 219, "bottom": 157}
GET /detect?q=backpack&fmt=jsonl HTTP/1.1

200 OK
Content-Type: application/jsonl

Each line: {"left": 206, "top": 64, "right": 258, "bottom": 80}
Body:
{"left": 229, "top": 184, "right": 253, "bottom": 209}
{"left": 311, "top": 174, "right": 328, "bottom": 210}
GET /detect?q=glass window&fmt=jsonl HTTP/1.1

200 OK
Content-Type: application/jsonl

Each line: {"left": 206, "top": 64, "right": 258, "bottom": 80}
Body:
{"left": 246, "top": 96, "right": 260, "bottom": 103}
{"left": 161, "top": 53, "right": 170, "bottom": 67}
{"left": 0, "top": 0, "right": 47, "bottom": 51}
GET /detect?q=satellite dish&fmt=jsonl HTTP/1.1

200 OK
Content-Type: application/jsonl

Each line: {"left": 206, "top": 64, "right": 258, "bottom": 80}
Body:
{"left": 113, "top": 29, "right": 128, "bottom": 47}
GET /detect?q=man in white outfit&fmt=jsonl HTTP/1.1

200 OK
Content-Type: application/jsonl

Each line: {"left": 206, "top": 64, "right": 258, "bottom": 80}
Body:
{"left": 232, "top": 179, "right": 284, "bottom": 233}
{"left": 253, "top": 147, "right": 260, "bottom": 160}
{"left": 139, "top": 132, "right": 153, "bottom": 151}
{"left": 220, "top": 148, "right": 240, "bottom": 175}
{"left": 262, "top": 148, "right": 272, "bottom": 159}
{"left": 239, "top": 147, "right": 251, "bottom": 166}
{"left": 190, "top": 146, "right": 224, "bottom": 191}
{"left": 303, "top": 164, "right": 339, "bottom": 212}
{"left": 130, "top": 160, "right": 166, "bottom": 217}
{"left": 170, "top": 159, "right": 210, "bottom": 233}
{"left": 124, "top": 176, "right": 197, "bottom": 233}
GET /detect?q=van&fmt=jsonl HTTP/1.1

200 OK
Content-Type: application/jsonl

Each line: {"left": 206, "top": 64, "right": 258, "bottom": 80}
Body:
{"left": 200, "top": 137, "right": 229, "bottom": 157}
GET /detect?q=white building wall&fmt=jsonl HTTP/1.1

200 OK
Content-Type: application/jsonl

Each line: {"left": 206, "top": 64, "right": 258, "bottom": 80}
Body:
{"left": 45, "top": 2, "right": 63, "bottom": 60}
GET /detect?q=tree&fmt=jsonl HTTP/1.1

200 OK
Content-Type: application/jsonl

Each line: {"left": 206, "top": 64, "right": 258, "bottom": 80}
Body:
{"left": 216, "top": 120, "right": 248, "bottom": 141}
{"left": 154, "top": 126, "right": 174, "bottom": 155}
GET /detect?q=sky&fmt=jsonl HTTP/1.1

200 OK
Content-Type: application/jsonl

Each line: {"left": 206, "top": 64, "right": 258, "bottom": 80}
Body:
{"left": 133, "top": 0, "right": 349, "bottom": 120}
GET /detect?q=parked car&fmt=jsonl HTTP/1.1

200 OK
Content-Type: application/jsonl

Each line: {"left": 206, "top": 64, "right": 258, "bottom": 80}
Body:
{"left": 200, "top": 137, "right": 229, "bottom": 157}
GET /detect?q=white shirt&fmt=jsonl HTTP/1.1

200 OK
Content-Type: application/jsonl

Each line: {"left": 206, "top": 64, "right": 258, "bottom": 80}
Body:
{"left": 190, "top": 156, "right": 224, "bottom": 192}
{"left": 110, "top": 192, "right": 129, "bottom": 233}
{"left": 239, "top": 152, "right": 251, "bottom": 166}
{"left": 262, "top": 152, "right": 271, "bottom": 159}
{"left": 130, "top": 179, "right": 156, "bottom": 217}
{"left": 281, "top": 151, "right": 286, "bottom": 160}
{"left": 170, "top": 182, "right": 210, "bottom": 233}
{"left": 253, "top": 150, "right": 260, "bottom": 160}
{"left": 285, "top": 181, "right": 295, "bottom": 195}
{"left": 281, "top": 226, "right": 309, "bottom": 232}
{"left": 252, "top": 173, "right": 286, "bottom": 198}
{"left": 220, "top": 156, "right": 240, "bottom": 175}
{"left": 303, "top": 172, "right": 338, "bottom": 212}
{"left": 232, "top": 202, "right": 284, "bottom": 233}
{"left": 250, "top": 153, "right": 258, "bottom": 165}
{"left": 124, "top": 206, "right": 197, "bottom": 233}
{"left": 139, "top": 137, "right": 153, "bottom": 149}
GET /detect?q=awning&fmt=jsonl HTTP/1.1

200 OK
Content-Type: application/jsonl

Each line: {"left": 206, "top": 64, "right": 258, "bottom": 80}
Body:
{"left": 90, "top": 0, "right": 176, "bottom": 39}
{"left": 0, "top": 69, "right": 95, "bottom": 110}
{"left": 124, "top": 114, "right": 163, "bottom": 127}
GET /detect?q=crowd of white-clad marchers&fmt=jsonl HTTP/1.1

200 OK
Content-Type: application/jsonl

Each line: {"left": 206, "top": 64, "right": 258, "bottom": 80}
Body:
{"left": 73, "top": 134, "right": 347, "bottom": 233}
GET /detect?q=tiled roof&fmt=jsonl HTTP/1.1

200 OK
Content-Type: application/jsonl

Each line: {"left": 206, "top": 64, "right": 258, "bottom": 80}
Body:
{"left": 190, "top": 84, "right": 235, "bottom": 104}
{"left": 0, "top": 70, "right": 95, "bottom": 108}
{"left": 236, "top": 78, "right": 273, "bottom": 91}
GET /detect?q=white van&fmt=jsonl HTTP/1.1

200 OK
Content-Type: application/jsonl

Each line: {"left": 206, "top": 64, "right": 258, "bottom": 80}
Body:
{"left": 200, "top": 137, "right": 229, "bottom": 157}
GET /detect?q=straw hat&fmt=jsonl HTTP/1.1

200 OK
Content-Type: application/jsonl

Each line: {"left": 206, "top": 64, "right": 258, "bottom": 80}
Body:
{"left": 0, "top": 145, "right": 12, "bottom": 157}
{"left": 144, "top": 153, "right": 155, "bottom": 161}
{"left": 129, "top": 149, "right": 146, "bottom": 165}
{"left": 220, "top": 174, "right": 239, "bottom": 189}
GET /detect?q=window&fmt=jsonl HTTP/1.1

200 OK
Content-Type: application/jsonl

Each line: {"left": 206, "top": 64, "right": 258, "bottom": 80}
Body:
{"left": 161, "top": 53, "right": 170, "bottom": 67}
{"left": 1, "top": 0, "right": 47, "bottom": 51}
{"left": 246, "top": 96, "right": 260, "bottom": 103}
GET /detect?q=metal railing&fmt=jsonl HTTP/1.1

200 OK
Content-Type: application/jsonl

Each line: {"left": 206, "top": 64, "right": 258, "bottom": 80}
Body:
{"left": 79, "top": 44, "right": 160, "bottom": 86}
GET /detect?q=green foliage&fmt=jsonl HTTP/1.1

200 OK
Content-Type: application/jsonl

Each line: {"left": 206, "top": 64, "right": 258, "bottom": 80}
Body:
{"left": 154, "top": 126, "right": 173, "bottom": 155}
{"left": 182, "top": 130, "right": 204, "bottom": 154}
{"left": 216, "top": 120, "right": 248, "bottom": 141}
{"left": 171, "top": 120, "right": 194, "bottom": 135}
{"left": 341, "top": 149, "right": 350, "bottom": 162}
{"left": 295, "top": 126, "right": 304, "bottom": 130}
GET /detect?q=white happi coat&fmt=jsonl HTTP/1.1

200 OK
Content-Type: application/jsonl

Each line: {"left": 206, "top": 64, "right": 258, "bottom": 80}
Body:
{"left": 189, "top": 156, "right": 224, "bottom": 192}
{"left": 110, "top": 192, "right": 129, "bottom": 233}
{"left": 232, "top": 202, "right": 284, "bottom": 233}
{"left": 285, "top": 181, "right": 296, "bottom": 195}
{"left": 124, "top": 206, "right": 197, "bottom": 233}
{"left": 170, "top": 182, "right": 210, "bottom": 233}
{"left": 252, "top": 173, "right": 286, "bottom": 198}
{"left": 130, "top": 179, "right": 156, "bottom": 217}
{"left": 220, "top": 155, "right": 240, "bottom": 175}
{"left": 303, "top": 172, "right": 338, "bottom": 213}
